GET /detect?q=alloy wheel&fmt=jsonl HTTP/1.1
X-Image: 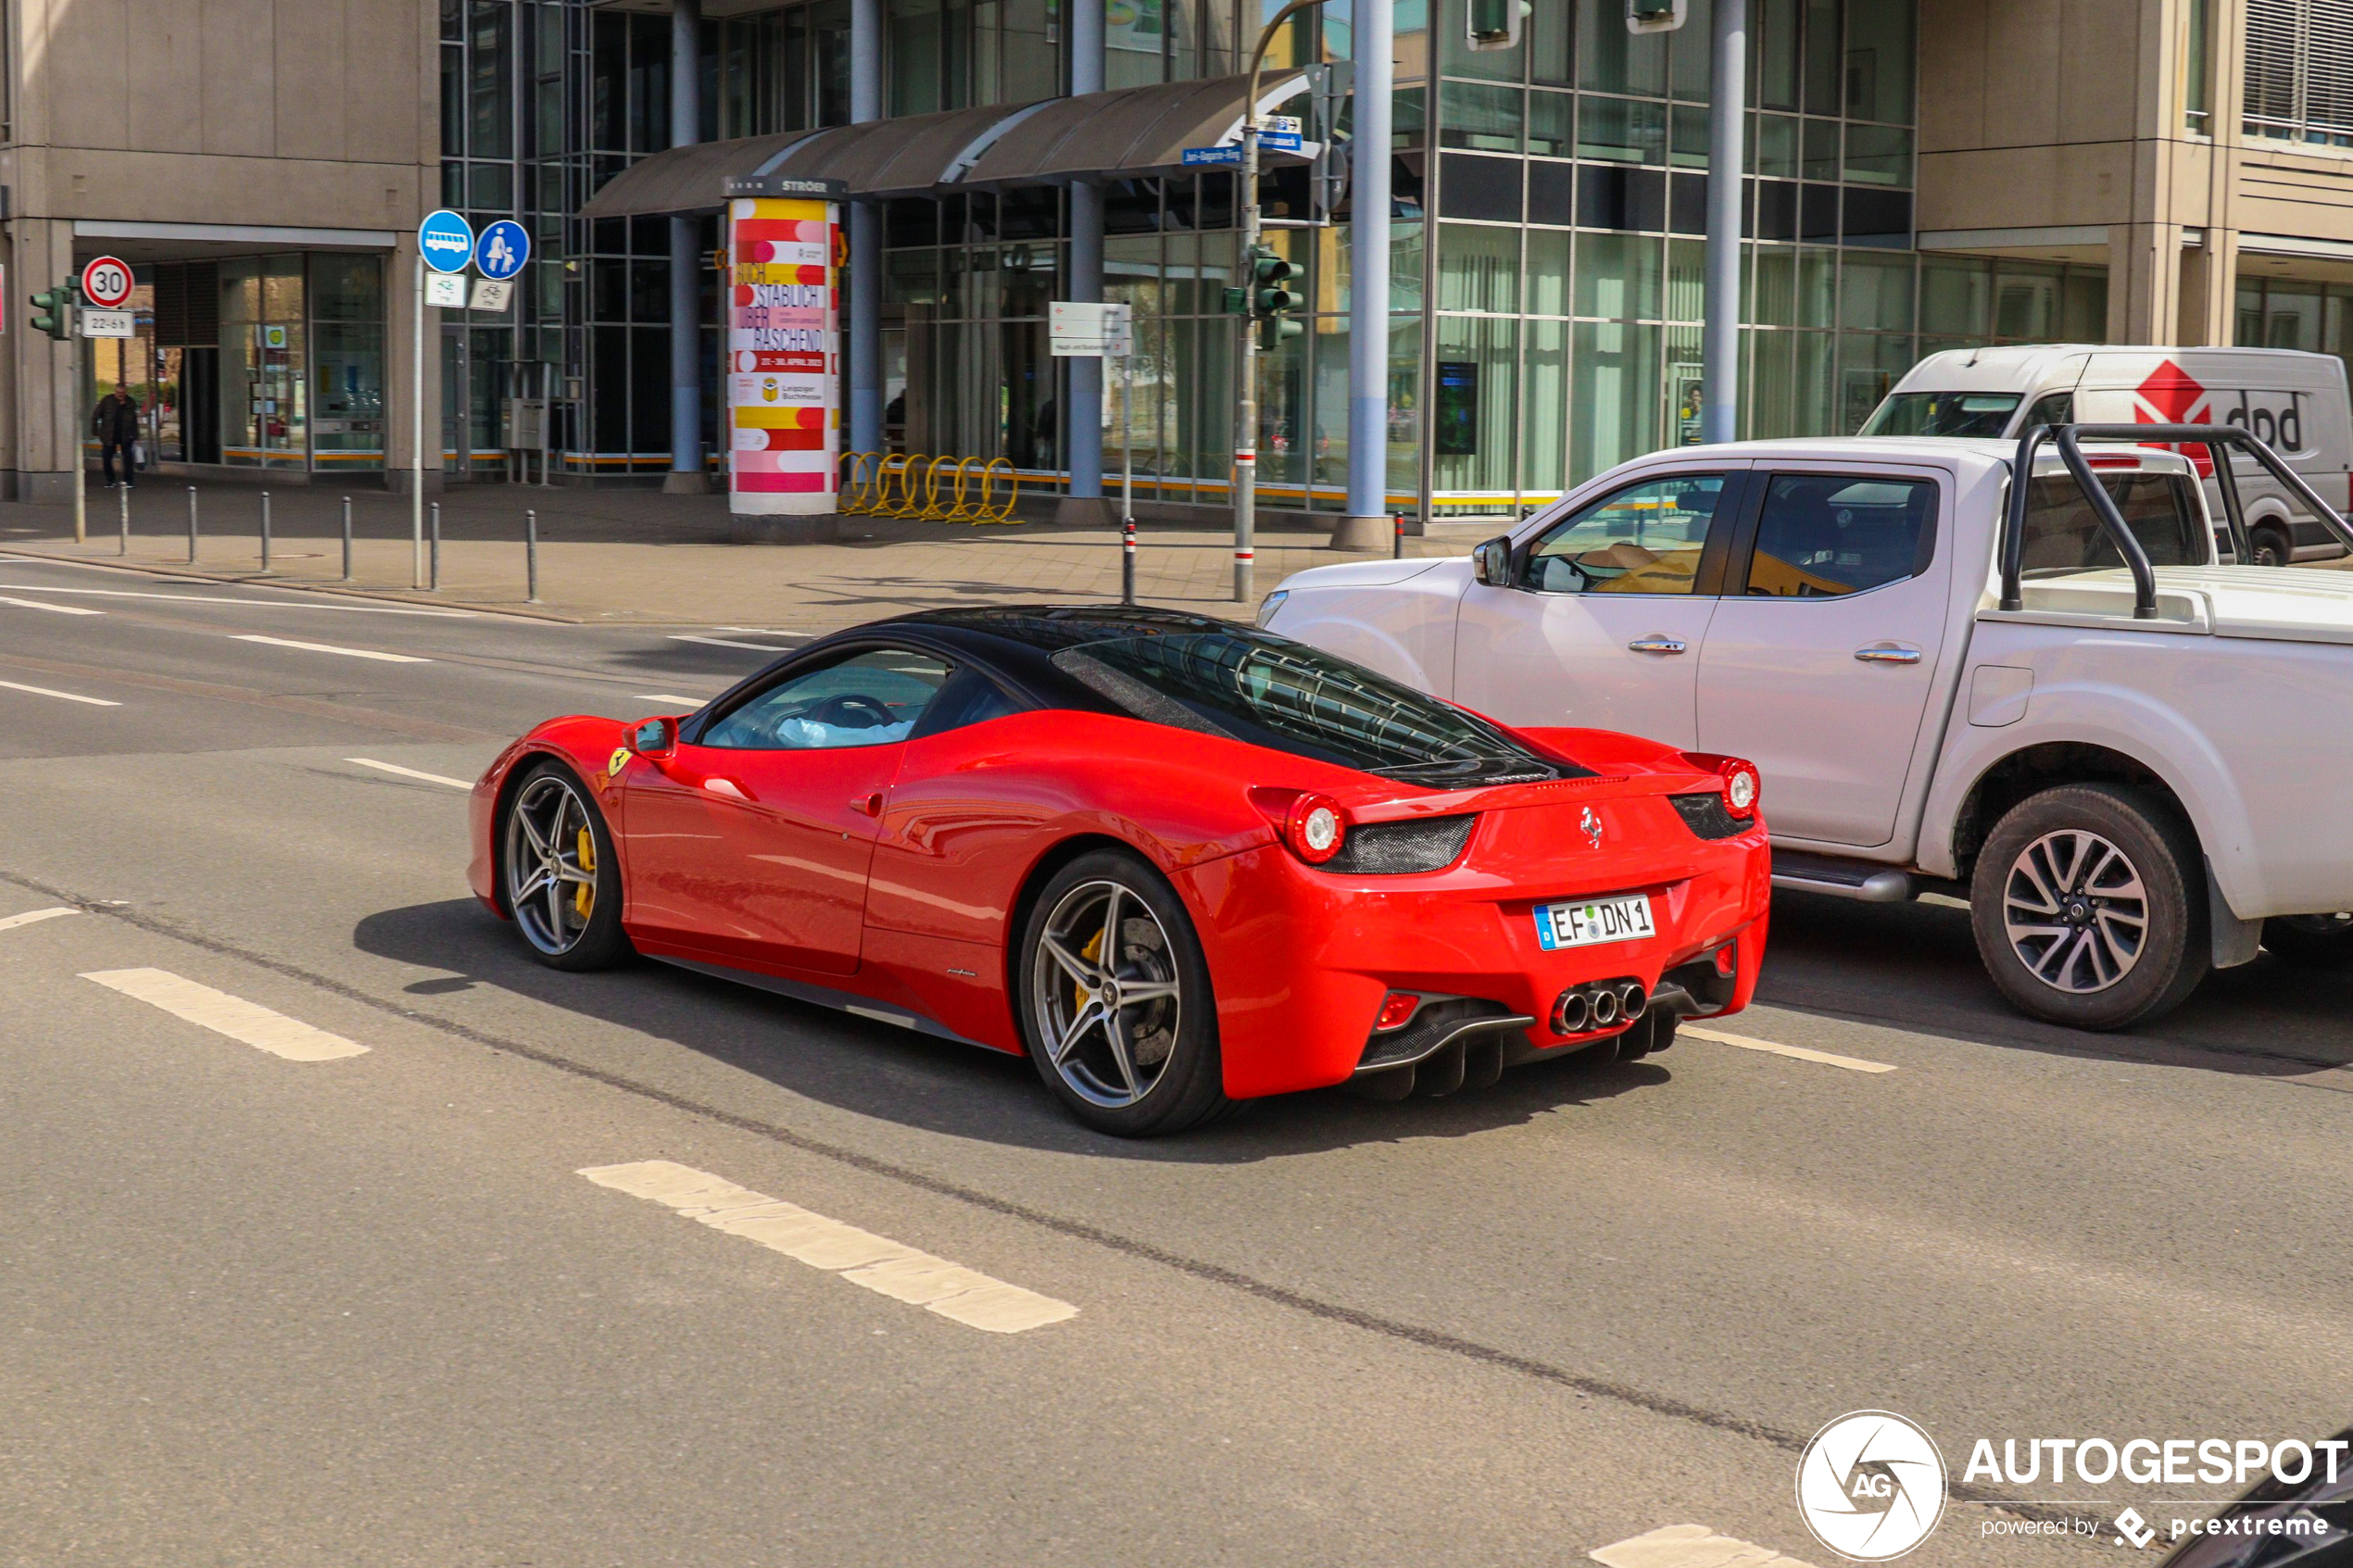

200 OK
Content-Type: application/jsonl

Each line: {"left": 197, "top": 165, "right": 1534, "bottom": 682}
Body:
{"left": 1030, "top": 879, "right": 1184, "bottom": 1110}
{"left": 506, "top": 773, "right": 600, "bottom": 957}
{"left": 2001, "top": 828, "right": 2149, "bottom": 994}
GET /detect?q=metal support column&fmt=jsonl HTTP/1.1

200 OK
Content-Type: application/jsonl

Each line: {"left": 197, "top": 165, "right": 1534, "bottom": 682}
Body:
{"left": 663, "top": 0, "right": 707, "bottom": 494}
{"left": 847, "top": 0, "right": 884, "bottom": 460}
{"left": 1337, "top": 0, "right": 1396, "bottom": 547}
{"left": 1062, "top": 0, "right": 1106, "bottom": 515}
{"left": 1700, "top": 0, "right": 1747, "bottom": 446}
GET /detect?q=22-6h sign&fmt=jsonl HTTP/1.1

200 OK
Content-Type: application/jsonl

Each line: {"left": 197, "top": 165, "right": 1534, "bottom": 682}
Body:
{"left": 80, "top": 256, "right": 132, "bottom": 309}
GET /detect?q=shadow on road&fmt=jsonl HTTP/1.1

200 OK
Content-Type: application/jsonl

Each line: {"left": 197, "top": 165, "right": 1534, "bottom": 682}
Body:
{"left": 354, "top": 897, "right": 1668, "bottom": 1161}
{"left": 1759, "top": 889, "right": 2353, "bottom": 1075}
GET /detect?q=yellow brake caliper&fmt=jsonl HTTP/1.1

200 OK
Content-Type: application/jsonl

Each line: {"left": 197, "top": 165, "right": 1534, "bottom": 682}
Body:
{"left": 1077, "top": 928, "right": 1104, "bottom": 1015}
{"left": 573, "top": 827, "right": 597, "bottom": 920}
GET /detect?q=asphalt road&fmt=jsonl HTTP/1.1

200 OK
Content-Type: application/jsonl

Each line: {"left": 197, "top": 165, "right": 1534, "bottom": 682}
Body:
{"left": 3, "top": 553, "right": 2347, "bottom": 1568}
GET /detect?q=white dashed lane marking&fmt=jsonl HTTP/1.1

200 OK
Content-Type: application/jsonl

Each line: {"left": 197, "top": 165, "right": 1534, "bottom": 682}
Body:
{"left": 81, "top": 969, "right": 370, "bottom": 1061}
{"left": 346, "top": 757, "right": 473, "bottom": 790}
{"left": 0, "top": 584, "right": 473, "bottom": 616}
{"left": 231, "top": 634, "right": 430, "bottom": 664}
{"left": 579, "top": 1160, "right": 1079, "bottom": 1335}
{"left": 0, "top": 678, "right": 121, "bottom": 707}
{"left": 0, "top": 907, "right": 79, "bottom": 932}
{"left": 633, "top": 693, "right": 710, "bottom": 706}
{"left": 1681, "top": 1024, "right": 1897, "bottom": 1074}
{"left": 1592, "top": 1524, "right": 1819, "bottom": 1568}
{"left": 0, "top": 595, "right": 103, "bottom": 615}
{"left": 667, "top": 633, "right": 791, "bottom": 652}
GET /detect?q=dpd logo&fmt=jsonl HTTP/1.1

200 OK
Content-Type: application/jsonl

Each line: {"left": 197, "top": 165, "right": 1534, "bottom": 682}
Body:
{"left": 1795, "top": 1411, "right": 1948, "bottom": 1562}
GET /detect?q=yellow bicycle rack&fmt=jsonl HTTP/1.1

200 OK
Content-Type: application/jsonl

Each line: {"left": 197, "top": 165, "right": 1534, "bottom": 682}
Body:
{"left": 835, "top": 450, "right": 1023, "bottom": 523}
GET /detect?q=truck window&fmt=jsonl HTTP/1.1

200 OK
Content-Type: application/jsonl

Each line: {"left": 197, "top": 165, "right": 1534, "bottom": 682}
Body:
{"left": 1520, "top": 473, "right": 1730, "bottom": 596}
{"left": 1741, "top": 476, "right": 1939, "bottom": 597}
{"left": 1861, "top": 392, "right": 2021, "bottom": 438}
{"left": 2020, "top": 474, "right": 2204, "bottom": 576}
{"left": 2022, "top": 392, "right": 2073, "bottom": 429}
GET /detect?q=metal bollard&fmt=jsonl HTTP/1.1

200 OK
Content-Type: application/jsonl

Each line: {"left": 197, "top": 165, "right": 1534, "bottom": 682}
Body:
{"left": 186, "top": 485, "right": 198, "bottom": 563}
{"left": 259, "top": 491, "right": 271, "bottom": 571}
{"left": 119, "top": 483, "right": 130, "bottom": 557}
{"left": 1122, "top": 517, "right": 1137, "bottom": 606}
{"left": 1393, "top": 511, "right": 1404, "bottom": 561}
{"left": 429, "top": 502, "right": 442, "bottom": 591}
{"left": 525, "top": 508, "right": 539, "bottom": 603}
{"left": 340, "top": 496, "right": 353, "bottom": 581}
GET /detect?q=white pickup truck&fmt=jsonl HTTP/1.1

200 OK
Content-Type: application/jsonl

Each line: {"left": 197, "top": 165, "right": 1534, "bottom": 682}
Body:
{"left": 1261, "top": 426, "right": 2353, "bottom": 1029}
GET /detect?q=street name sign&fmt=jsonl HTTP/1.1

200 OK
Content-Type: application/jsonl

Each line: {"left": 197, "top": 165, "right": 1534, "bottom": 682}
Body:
{"left": 1051, "top": 301, "right": 1133, "bottom": 358}
{"left": 1183, "top": 145, "right": 1241, "bottom": 167}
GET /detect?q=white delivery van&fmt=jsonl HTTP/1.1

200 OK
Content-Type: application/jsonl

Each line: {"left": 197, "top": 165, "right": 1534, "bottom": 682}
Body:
{"left": 1860, "top": 345, "right": 2353, "bottom": 565}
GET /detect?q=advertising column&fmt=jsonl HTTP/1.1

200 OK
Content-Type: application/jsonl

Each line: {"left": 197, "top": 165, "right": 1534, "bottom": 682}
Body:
{"left": 724, "top": 176, "right": 844, "bottom": 516}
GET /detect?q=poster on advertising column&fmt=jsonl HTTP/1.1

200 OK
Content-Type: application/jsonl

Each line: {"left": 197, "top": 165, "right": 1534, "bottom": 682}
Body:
{"left": 724, "top": 178, "right": 844, "bottom": 515}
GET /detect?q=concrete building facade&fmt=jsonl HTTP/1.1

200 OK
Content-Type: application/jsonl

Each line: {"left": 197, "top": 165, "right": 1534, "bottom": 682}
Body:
{"left": 2, "top": 0, "right": 441, "bottom": 499}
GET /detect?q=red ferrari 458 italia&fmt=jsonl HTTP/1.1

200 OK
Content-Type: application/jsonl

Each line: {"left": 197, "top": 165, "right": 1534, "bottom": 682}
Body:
{"left": 470, "top": 607, "right": 1769, "bottom": 1135}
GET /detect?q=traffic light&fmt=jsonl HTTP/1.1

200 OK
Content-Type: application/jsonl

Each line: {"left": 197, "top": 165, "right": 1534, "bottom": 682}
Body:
{"left": 1247, "top": 245, "right": 1303, "bottom": 351}
{"left": 29, "top": 284, "right": 75, "bottom": 342}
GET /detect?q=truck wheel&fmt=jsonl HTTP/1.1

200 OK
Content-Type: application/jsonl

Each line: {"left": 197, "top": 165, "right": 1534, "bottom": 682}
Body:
{"left": 2251, "top": 526, "right": 2293, "bottom": 568}
{"left": 1969, "top": 784, "right": 2209, "bottom": 1030}
{"left": 2264, "top": 913, "right": 2353, "bottom": 968}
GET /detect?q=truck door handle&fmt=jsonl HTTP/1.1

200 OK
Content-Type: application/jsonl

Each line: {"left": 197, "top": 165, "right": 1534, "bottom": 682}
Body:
{"left": 1854, "top": 643, "right": 1923, "bottom": 665}
{"left": 1627, "top": 634, "right": 1688, "bottom": 656}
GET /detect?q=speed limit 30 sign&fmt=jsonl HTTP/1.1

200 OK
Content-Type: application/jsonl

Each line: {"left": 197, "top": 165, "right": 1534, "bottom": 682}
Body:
{"left": 80, "top": 255, "right": 132, "bottom": 309}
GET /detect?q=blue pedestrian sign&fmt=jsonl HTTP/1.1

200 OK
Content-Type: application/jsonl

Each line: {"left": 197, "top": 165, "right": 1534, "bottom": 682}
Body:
{"left": 475, "top": 220, "right": 531, "bottom": 282}
{"left": 419, "top": 208, "right": 474, "bottom": 275}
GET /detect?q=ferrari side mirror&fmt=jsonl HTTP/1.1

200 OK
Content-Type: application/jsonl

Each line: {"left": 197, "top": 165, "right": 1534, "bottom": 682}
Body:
{"left": 1471, "top": 535, "right": 1515, "bottom": 587}
{"left": 632, "top": 716, "right": 678, "bottom": 759}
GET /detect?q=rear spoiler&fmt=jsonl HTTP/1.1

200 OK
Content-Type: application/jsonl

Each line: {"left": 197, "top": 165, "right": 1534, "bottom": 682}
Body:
{"left": 2001, "top": 422, "right": 2353, "bottom": 618}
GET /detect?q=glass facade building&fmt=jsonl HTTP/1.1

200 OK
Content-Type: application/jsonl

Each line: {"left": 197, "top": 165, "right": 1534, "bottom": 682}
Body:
{"left": 441, "top": 0, "right": 2140, "bottom": 516}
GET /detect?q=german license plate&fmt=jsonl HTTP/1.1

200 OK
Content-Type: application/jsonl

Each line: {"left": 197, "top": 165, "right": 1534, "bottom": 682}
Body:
{"left": 1534, "top": 894, "right": 1655, "bottom": 951}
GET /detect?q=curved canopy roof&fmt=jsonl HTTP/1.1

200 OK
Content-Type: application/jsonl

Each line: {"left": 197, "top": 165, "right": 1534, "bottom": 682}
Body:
{"left": 580, "top": 70, "right": 1312, "bottom": 220}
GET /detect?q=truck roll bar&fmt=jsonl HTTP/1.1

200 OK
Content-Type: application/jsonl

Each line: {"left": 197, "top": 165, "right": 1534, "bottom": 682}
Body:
{"left": 2000, "top": 422, "right": 2353, "bottom": 618}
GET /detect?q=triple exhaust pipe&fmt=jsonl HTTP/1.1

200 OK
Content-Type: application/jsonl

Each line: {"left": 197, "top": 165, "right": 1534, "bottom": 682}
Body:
{"left": 1552, "top": 978, "right": 1648, "bottom": 1036}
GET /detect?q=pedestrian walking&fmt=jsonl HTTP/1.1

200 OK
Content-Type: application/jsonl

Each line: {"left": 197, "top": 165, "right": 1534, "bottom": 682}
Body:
{"left": 94, "top": 383, "right": 140, "bottom": 488}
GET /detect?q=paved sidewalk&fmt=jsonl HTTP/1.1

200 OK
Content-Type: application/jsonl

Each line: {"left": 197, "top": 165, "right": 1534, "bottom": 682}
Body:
{"left": 0, "top": 479, "right": 1471, "bottom": 628}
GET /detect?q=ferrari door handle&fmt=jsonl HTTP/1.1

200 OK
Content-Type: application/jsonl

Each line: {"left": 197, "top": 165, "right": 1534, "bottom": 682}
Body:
{"left": 1627, "top": 634, "right": 1688, "bottom": 656}
{"left": 1854, "top": 643, "right": 1923, "bottom": 666}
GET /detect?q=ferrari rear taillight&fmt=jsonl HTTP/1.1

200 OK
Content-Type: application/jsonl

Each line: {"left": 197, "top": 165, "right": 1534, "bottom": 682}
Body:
{"left": 1681, "top": 752, "right": 1761, "bottom": 820}
{"left": 1373, "top": 991, "right": 1420, "bottom": 1032}
{"left": 1281, "top": 792, "right": 1350, "bottom": 864}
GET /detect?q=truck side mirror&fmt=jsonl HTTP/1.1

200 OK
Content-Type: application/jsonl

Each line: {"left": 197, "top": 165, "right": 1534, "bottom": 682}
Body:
{"left": 1471, "top": 535, "right": 1516, "bottom": 587}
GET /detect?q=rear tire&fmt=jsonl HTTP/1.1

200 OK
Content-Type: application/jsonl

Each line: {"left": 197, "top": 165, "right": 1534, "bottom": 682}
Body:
{"left": 2251, "top": 526, "right": 2294, "bottom": 569}
{"left": 1016, "top": 849, "right": 1229, "bottom": 1136}
{"left": 1969, "top": 784, "right": 2208, "bottom": 1030}
{"left": 2264, "top": 912, "right": 2353, "bottom": 968}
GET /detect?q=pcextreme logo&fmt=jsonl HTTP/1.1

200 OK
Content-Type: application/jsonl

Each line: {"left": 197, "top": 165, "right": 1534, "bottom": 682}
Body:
{"left": 1795, "top": 1411, "right": 1949, "bottom": 1562}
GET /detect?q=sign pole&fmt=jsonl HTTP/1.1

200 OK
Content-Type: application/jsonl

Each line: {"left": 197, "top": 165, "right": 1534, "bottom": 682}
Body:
{"left": 412, "top": 249, "right": 426, "bottom": 590}
{"left": 1120, "top": 343, "right": 1135, "bottom": 605}
{"left": 71, "top": 330, "right": 85, "bottom": 546}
